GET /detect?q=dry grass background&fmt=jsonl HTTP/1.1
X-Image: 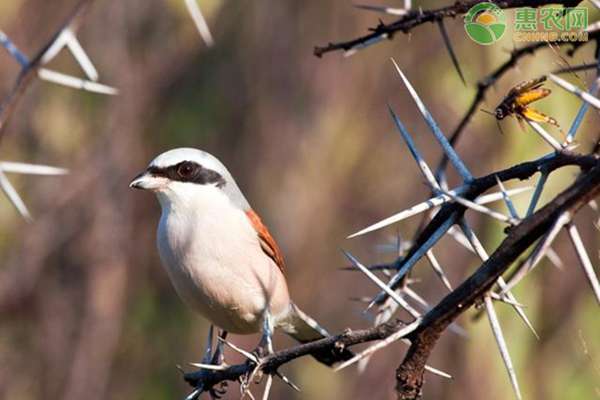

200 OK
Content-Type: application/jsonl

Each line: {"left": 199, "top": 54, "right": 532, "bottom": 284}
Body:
{"left": 0, "top": 1, "right": 599, "bottom": 399}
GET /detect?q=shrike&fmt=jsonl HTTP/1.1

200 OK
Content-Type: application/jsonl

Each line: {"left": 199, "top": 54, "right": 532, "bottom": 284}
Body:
{"left": 130, "top": 148, "right": 352, "bottom": 365}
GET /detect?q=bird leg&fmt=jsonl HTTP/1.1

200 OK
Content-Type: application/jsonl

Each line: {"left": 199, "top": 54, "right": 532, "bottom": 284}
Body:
{"left": 201, "top": 325, "right": 215, "bottom": 363}
{"left": 243, "top": 310, "right": 275, "bottom": 389}
{"left": 211, "top": 330, "right": 228, "bottom": 365}
{"left": 255, "top": 310, "right": 274, "bottom": 358}
{"left": 195, "top": 326, "right": 228, "bottom": 366}
{"left": 183, "top": 326, "right": 229, "bottom": 400}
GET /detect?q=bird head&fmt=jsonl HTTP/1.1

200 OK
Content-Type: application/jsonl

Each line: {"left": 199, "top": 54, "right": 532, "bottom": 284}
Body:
{"left": 129, "top": 148, "right": 250, "bottom": 210}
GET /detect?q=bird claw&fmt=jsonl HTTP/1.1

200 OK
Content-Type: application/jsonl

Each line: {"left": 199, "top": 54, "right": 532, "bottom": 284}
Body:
{"left": 183, "top": 367, "right": 229, "bottom": 400}
{"left": 182, "top": 328, "right": 229, "bottom": 400}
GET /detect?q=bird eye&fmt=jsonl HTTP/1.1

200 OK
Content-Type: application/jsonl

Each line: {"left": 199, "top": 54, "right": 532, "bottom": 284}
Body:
{"left": 177, "top": 162, "right": 195, "bottom": 178}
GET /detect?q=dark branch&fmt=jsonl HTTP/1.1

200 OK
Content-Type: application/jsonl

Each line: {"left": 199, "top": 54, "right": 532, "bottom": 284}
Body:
{"left": 183, "top": 318, "right": 407, "bottom": 388}
{"left": 0, "top": 0, "right": 94, "bottom": 141}
{"left": 395, "top": 160, "right": 600, "bottom": 398}
{"left": 313, "top": 0, "right": 581, "bottom": 58}
{"left": 435, "top": 29, "right": 600, "bottom": 176}
{"left": 381, "top": 151, "right": 597, "bottom": 297}
{"left": 182, "top": 151, "right": 599, "bottom": 396}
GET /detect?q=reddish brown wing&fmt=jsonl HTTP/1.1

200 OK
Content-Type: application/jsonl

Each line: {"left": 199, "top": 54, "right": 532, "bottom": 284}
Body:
{"left": 246, "top": 209, "right": 285, "bottom": 273}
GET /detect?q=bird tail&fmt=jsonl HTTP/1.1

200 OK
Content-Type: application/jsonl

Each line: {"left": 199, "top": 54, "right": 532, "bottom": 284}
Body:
{"left": 278, "top": 303, "right": 354, "bottom": 366}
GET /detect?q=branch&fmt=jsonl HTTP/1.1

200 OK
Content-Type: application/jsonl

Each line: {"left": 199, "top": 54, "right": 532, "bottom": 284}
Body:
{"left": 395, "top": 160, "right": 600, "bottom": 399}
{"left": 0, "top": 0, "right": 94, "bottom": 140}
{"left": 436, "top": 30, "right": 600, "bottom": 176}
{"left": 313, "top": 0, "right": 581, "bottom": 57}
{"left": 182, "top": 152, "right": 599, "bottom": 396}
{"left": 381, "top": 151, "right": 596, "bottom": 289}
{"left": 183, "top": 318, "right": 408, "bottom": 389}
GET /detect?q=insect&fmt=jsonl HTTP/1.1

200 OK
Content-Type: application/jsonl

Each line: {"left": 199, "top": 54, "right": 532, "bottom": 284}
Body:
{"left": 495, "top": 76, "right": 560, "bottom": 129}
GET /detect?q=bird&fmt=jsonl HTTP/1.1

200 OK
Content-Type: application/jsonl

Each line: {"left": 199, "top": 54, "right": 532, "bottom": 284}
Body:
{"left": 130, "top": 148, "right": 353, "bottom": 366}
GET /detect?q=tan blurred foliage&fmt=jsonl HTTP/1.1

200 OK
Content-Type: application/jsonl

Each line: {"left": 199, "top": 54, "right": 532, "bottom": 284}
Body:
{"left": 0, "top": 1, "right": 598, "bottom": 399}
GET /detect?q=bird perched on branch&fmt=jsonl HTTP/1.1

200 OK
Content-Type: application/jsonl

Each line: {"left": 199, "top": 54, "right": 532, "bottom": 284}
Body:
{"left": 130, "top": 148, "right": 352, "bottom": 366}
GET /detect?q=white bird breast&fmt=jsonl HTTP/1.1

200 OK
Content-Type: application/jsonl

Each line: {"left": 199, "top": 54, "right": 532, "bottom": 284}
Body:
{"left": 155, "top": 182, "right": 291, "bottom": 334}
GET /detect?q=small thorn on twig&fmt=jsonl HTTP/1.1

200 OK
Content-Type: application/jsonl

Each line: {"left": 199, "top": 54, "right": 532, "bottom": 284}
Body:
{"left": 437, "top": 19, "right": 466, "bottom": 85}
{"left": 484, "top": 296, "right": 523, "bottom": 400}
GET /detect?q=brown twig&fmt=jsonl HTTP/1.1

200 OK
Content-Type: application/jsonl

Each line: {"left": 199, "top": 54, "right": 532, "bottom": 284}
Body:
{"left": 0, "top": 0, "right": 94, "bottom": 140}
{"left": 436, "top": 30, "right": 600, "bottom": 177}
{"left": 313, "top": 0, "right": 580, "bottom": 57}
{"left": 181, "top": 151, "right": 600, "bottom": 397}
{"left": 395, "top": 161, "right": 600, "bottom": 398}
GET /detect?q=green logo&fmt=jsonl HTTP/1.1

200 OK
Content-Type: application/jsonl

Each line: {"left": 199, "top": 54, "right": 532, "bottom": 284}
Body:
{"left": 464, "top": 2, "right": 507, "bottom": 45}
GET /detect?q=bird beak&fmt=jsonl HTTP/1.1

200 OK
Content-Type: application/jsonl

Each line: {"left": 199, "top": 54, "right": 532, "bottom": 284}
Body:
{"left": 129, "top": 171, "right": 165, "bottom": 190}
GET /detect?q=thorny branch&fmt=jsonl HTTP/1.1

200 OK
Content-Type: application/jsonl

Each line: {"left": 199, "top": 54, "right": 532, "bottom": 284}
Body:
{"left": 185, "top": 23, "right": 600, "bottom": 393}
{"left": 3, "top": 2, "right": 598, "bottom": 399}
{"left": 182, "top": 151, "right": 600, "bottom": 396}
{"left": 315, "top": 0, "right": 599, "bottom": 186}
{"left": 395, "top": 160, "right": 600, "bottom": 399}
{"left": 0, "top": 0, "right": 95, "bottom": 140}
{"left": 0, "top": 0, "right": 120, "bottom": 220}
{"left": 379, "top": 152, "right": 597, "bottom": 287}
{"left": 313, "top": 0, "right": 581, "bottom": 57}
{"left": 436, "top": 31, "right": 600, "bottom": 175}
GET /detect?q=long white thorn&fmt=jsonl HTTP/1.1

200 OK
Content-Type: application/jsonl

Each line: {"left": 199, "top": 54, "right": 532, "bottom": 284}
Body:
{"left": 38, "top": 68, "right": 118, "bottom": 95}
{"left": 442, "top": 189, "right": 519, "bottom": 225}
{"left": 526, "top": 120, "right": 564, "bottom": 151}
{"left": 353, "top": 3, "right": 408, "bottom": 16}
{"left": 0, "top": 161, "right": 68, "bottom": 175}
{"left": 503, "top": 212, "right": 571, "bottom": 293}
{"left": 566, "top": 80, "right": 599, "bottom": 144}
{"left": 545, "top": 247, "right": 564, "bottom": 269}
{"left": 348, "top": 187, "right": 529, "bottom": 238}
{"left": 0, "top": 30, "right": 29, "bottom": 66}
{"left": 447, "top": 225, "right": 476, "bottom": 253}
{"left": 567, "top": 224, "right": 600, "bottom": 304}
{"left": 585, "top": 20, "right": 600, "bottom": 33}
{"left": 424, "top": 365, "right": 452, "bottom": 379}
{"left": 476, "top": 187, "right": 532, "bottom": 205}
{"left": 391, "top": 58, "right": 472, "bottom": 181}
{"left": 388, "top": 105, "right": 440, "bottom": 190}
{"left": 403, "top": 286, "right": 429, "bottom": 309}
{"left": 347, "top": 194, "right": 450, "bottom": 238}
{"left": 261, "top": 374, "right": 273, "bottom": 400}
{"left": 275, "top": 371, "right": 301, "bottom": 392}
{"left": 459, "top": 220, "right": 538, "bottom": 338}
{"left": 489, "top": 292, "right": 526, "bottom": 308}
{"left": 218, "top": 337, "right": 258, "bottom": 363}
{"left": 188, "top": 362, "right": 227, "bottom": 371}
{"left": 184, "top": 388, "right": 201, "bottom": 400}
{"left": 367, "top": 213, "right": 459, "bottom": 308}
{"left": 342, "top": 250, "right": 420, "bottom": 318}
{"left": 526, "top": 172, "right": 548, "bottom": 217}
{"left": 40, "top": 30, "right": 69, "bottom": 64}
{"left": 495, "top": 176, "right": 519, "bottom": 219}
{"left": 484, "top": 296, "right": 522, "bottom": 400}
{"left": 425, "top": 250, "right": 452, "bottom": 291}
{"left": 64, "top": 29, "right": 99, "bottom": 81}
{"left": 549, "top": 74, "right": 600, "bottom": 110}
{"left": 334, "top": 319, "right": 422, "bottom": 371}
{"left": 184, "top": 0, "right": 215, "bottom": 46}
{"left": 0, "top": 170, "right": 32, "bottom": 222}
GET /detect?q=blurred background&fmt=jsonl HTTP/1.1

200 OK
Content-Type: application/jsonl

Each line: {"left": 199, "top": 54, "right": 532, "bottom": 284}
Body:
{"left": 0, "top": 1, "right": 599, "bottom": 399}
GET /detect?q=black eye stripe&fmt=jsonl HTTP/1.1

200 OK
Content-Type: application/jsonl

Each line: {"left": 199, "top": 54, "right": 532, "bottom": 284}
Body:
{"left": 148, "top": 161, "right": 226, "bottom": 187}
